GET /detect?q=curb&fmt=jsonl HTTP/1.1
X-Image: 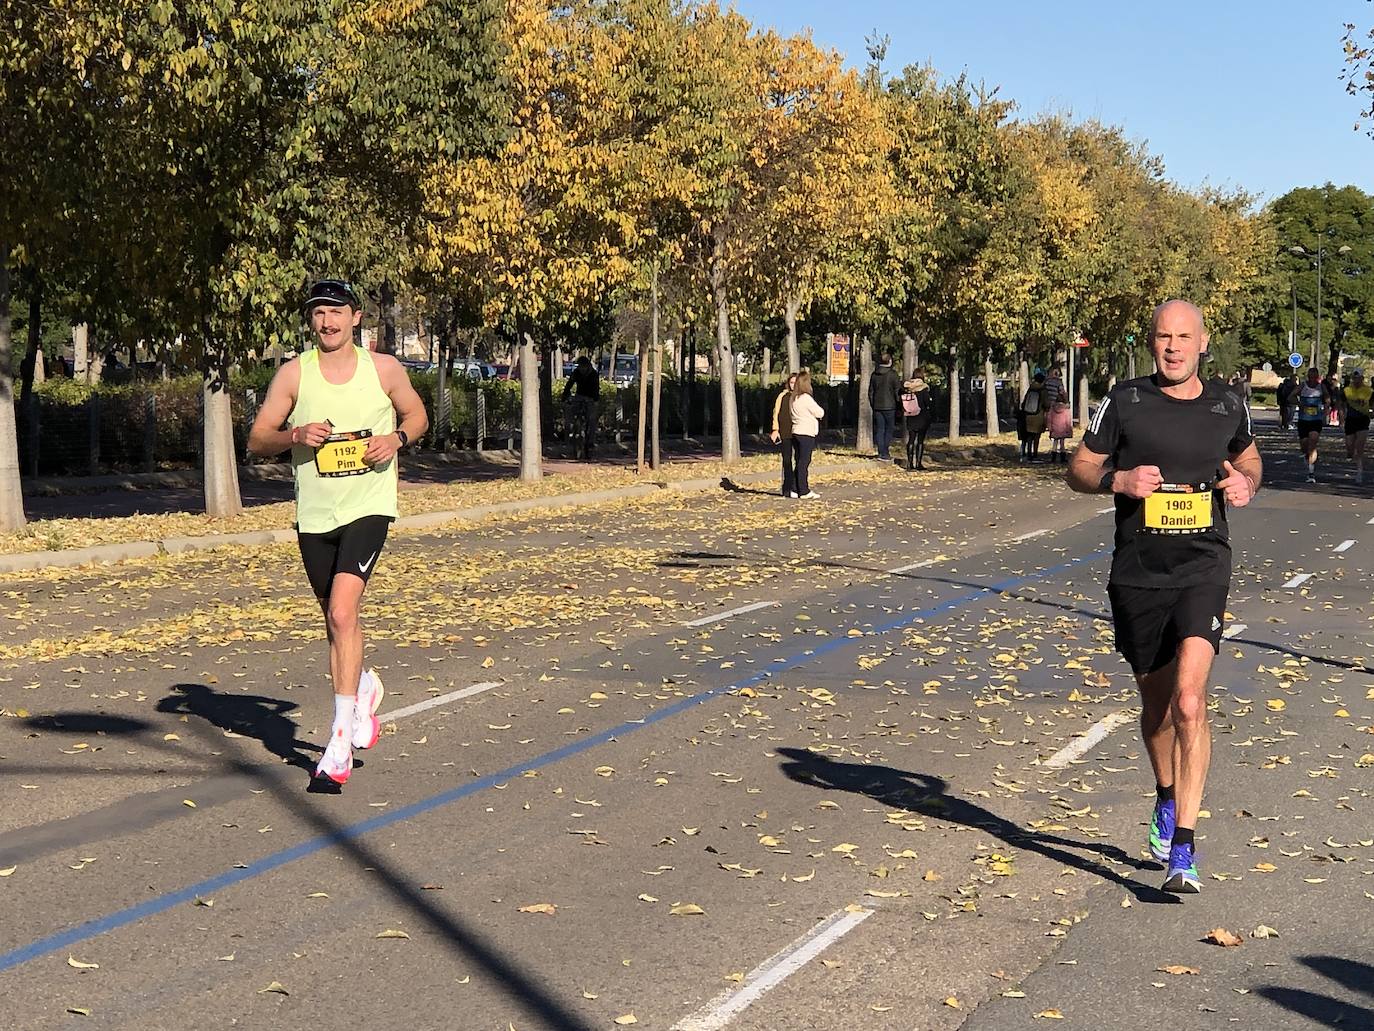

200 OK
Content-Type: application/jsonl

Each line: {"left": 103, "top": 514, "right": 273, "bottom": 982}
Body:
{"left": 0, "top": 458, "right": 877, "bottom": 576}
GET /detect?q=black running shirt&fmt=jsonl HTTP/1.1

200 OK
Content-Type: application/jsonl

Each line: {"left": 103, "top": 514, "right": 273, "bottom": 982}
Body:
{"left": 1083, "top": 375, "right": 1254, "bottom": 589}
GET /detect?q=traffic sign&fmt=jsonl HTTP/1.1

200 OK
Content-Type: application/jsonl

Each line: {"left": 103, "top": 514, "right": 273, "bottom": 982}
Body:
{"left": 1071, "top": 337, "right": 1090, "bottom": 349}
{"left": 1288, "top": 352, "right": 1304, "bottom": 369}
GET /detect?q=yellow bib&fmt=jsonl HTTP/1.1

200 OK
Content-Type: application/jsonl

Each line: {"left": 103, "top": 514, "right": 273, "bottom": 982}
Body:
{"left": 1143, "top": 487, "right": 1213, "bottom": 533}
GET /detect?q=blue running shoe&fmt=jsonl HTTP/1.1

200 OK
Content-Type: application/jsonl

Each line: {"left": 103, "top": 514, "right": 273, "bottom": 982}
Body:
{"left": 1149, "top": 798, "right": 1175, "bottom": 862}
{"left": 1163, "top": 842, "right": 1201, "bottom": 893}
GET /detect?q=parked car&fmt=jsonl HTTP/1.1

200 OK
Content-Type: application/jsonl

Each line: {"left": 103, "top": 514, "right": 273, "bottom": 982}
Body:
{"left": 597, "top": 354, "right": 639, "bottom": 387}
{"left": 448, "top": 358, "right": 497, "bottom": 381}
{"left": 398, "top": 358, "right": 436, "bottom": 373}
{"left": 492, "top": 363, "right": 514, "bottom": 380}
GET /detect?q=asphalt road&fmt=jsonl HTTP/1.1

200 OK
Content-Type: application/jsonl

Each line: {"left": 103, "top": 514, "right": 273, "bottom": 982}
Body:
{"left": 0, "top": 415, "right": 1370, "bottom": 1031}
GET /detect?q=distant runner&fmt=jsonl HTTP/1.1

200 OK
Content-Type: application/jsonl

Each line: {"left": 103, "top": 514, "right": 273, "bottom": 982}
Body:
{"left": 247, "top": 280, "right": 428, "bottom": 787}
{"left": 1068, "top": 300, "right": 1261, "bottom": 893}
{"left": 1341, "top": 369, "right": 1370, "bottom": 485}
{"left": 1294, "top": 368, "right": 1329, "bottom": 483}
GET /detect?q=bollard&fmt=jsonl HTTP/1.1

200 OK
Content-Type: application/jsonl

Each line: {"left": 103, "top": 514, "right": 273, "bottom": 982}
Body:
{"left": 143, "top": 393, "right": 157, "bottom": 473}
{"left": 475, "top": 387, "right": 487, "bottom": 453}
{"left": 87, "top": 395, "right": 102, "bottom": 476}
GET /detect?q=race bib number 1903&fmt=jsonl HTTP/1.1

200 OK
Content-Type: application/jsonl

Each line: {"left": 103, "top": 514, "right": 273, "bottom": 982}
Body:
{"left": 1142, "top": 485, "right": 1213, "bottom": 533}
{"left": 314, "top": 429, "right": 372, "bottom": 477}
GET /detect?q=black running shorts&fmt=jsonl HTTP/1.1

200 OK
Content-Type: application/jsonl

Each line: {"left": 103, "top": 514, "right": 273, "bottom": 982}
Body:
{"left": 1108, "top": 581, "right": 1229, "bottom": 675}
{"left": 1296, "top": 419, "right": 1323, "bottom": 438}
{"left": 297, "top": 515, "right": 392, "bottom": 600}
{"left": 1344, "top": 411, "right": 1370, "bottom": 436}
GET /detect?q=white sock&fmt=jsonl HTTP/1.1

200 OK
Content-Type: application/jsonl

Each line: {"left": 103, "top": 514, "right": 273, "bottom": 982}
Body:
{"left": 331, "top": 693, "right": 355, "bottom": 744}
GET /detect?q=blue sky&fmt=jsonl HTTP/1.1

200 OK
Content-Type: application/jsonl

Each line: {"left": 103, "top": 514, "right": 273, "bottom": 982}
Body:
{"left": 728, "top": 0, "right": 1372, "bottom": 203}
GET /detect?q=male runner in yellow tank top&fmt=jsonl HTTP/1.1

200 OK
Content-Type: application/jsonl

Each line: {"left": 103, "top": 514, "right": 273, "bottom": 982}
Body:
{"left": 248, "top": 280, "right": 428, "bottom": 787}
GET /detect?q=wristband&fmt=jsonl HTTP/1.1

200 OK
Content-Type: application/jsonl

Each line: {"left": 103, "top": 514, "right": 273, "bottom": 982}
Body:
{"left": 1099, "top": 471, "right": 1116, "bottom": 494}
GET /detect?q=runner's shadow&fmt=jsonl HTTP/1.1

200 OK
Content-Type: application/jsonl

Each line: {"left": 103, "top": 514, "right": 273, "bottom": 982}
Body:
{"left": 1257, "top": 955, "right": 1374, "bottom": 1028}
{"left": 776, "top": 747, "right": 1177, "bottom": 905}
{"left": 156, "top": 683, "right": 322, "bottom": 774}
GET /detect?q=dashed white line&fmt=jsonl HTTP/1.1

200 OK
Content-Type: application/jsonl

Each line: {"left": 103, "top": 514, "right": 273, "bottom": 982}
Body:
{"left": 378, "top": 681, "right": 503, "bottom": 724}
{"left": 889, "top": 556, "right": 947, "bottom": 574}
{"left": 1334, "top": 539, "right": 1356, "bottom": 553}
{"left": 1010, "top": 528, "right": 1051, "bottom": 543}
{"left": 1283, "top": 572, "right": 1314, "bottom": 588}
{"left": 1041, "top": 711, "right": 1136, "bottom": 770}
{"left": 683, "top": 600, "right": 777, "bottom": 627}
{"left": 1367, "top": 516, "right": 1374, "bottom": 525}
{"left": 671, "top": 906, "right": 874, "bottom": 1031}
{"left": 1222, "top": 623, "right": 1248, "bottom": 640}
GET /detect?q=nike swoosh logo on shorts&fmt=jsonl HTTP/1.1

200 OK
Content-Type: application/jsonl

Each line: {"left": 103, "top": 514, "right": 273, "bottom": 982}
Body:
{"left": 358, "top": 552, "right": 377, "bottom": 574}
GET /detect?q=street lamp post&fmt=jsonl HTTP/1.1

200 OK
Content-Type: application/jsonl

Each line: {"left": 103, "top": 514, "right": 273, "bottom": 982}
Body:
{"left": 1290, "top": 244, "right": 1353, "bottom": 374}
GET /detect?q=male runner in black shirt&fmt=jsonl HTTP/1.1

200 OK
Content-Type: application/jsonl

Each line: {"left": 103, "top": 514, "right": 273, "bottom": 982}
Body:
{"left": 1067, "top": 300, "right": 1262, "bottom": 893}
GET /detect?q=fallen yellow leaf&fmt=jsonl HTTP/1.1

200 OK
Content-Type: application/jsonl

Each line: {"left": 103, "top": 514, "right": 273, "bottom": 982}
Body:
{"left": 518, "top": 903, "right": 557, "bottom": 916}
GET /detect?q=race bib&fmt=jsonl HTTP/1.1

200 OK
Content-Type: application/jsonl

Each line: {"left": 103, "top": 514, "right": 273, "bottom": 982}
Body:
{"left": 1143, "top": 485, "right": 1213, "bottom": 534}
{"left": 313, "top": 429, "right": 373, "bottom": 477}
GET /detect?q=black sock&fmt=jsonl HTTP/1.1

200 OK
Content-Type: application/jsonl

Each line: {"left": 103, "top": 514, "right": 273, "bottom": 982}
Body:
{"left": 1156, "top": 783, "right": 1174, "bottom": 803}
{"left": 1173, "top": 827, "right": 1195, "bottom": 848}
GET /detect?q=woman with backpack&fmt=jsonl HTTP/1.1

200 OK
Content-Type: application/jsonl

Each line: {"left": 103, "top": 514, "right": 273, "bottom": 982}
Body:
{"left": 901, "top": 373, "right": 933, "bottom": 471}
{"left": 1018, "top": 372, "right": 1048, "bottom": 462}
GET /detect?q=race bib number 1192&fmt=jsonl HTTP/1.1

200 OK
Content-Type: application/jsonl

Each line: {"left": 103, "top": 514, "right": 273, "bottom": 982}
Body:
{"left": 314, "top": 429, "right": 372, "bottom": 477}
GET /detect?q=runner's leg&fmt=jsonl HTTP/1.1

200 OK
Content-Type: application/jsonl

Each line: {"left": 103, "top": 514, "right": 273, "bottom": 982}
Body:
{"left": 1168, "top": 636, "right": 1215, "bottom": 833}
{"left": 327, "top": 572, "right": 366, "bottom": 708}
{"left": 1137, "top": 661, "right": 1176, "bottom": 795}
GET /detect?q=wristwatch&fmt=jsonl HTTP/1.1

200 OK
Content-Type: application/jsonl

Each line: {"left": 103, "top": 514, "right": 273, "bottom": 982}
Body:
{"left": 1099, "top": 470, "right": 1116, "bottom": 494}
{"left": 395, "top": 429, "right": 410, "bottom": 448}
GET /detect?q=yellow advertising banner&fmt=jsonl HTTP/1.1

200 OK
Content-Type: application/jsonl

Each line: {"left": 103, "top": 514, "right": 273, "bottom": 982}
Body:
{"left": 826, "top": 334, "right": 850, "bottom": 384}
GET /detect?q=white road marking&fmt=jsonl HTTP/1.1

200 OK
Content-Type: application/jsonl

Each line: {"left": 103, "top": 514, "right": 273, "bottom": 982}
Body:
{"left": 1333, "top": 539, "right": 1356, "bottom": 553}
{"left": 1283, "top": 572, "right": 1313, "bottom": 588}
{"left": 1222, "top": 623, "right": 1248, "bottom": 640}
{"left": 1010, "top": 528, "right": 1051, "bottom": 543}
{"left": 889, "top": 556, "right": 947, "bottom": 574}
{"left": 1041, "top": 711, "right": 1135, "bottom": 770}
{"left": 671, "top": 906, "right": 874, "bottom": 1031}
{"left": 683, "top": 600, "right": 778, "bottom": 627}
{"left": 378, "top": 681, "right": 503, "bottom": 724}
{"left": 1097, "top": 505, "right": 1116, "bottom": 514}
{"left": 1367, "top": 516, "right": 1374, "bottom": 525}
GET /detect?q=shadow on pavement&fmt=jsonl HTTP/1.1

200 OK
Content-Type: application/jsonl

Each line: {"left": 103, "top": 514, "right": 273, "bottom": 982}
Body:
{"left": 12, "top": 704, "right": 599, "bottom": 1031}
{"left": 1257, "top": 955, "right": 1374, "bottom": 1028}
{"left": 156, "top": 682, "right": 320, "bottom": 773}
{"left": 776, "top": 747, "right": 1177, "bottom": 906}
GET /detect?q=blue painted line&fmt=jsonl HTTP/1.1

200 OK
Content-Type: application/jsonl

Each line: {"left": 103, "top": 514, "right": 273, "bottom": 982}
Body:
{"left": 0, "top": 548, "right": 1107, "bottom": 973}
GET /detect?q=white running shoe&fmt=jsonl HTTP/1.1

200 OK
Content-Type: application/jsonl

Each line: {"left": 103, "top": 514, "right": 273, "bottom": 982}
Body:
{"left": 315, "top": 729, "right": 353, "bottom": 785}
{"left": 801, "top": 491, "right": 820, "bottom": 499}
{"left": 352, "top": 668, "right": 386, "bottom": 749}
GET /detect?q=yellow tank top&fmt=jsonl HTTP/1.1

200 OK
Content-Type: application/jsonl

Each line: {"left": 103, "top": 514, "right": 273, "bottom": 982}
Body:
{"left": 289, "top": 347, "right": 398, "bottom": 533}
{"left": 1345, "top": 384, "right": 1371, "bottom": 415}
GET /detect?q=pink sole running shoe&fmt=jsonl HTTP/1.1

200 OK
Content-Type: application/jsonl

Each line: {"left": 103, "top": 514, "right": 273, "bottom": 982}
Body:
{"left": 352, "top": 668, "right": 386, "bottom": 750}
{"left": 315, "top": 730, "right": 353, "bottom": 785}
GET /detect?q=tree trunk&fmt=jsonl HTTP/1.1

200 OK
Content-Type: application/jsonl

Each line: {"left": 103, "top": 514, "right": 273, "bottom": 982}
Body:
{"left": 537, "top": 338, "right": 554, "bottom": 441}
{"left": 902, "top": 334, "right": 917, "bottom": 380}
{"left": 379, "top": 279, "right": 399, "bottom": 355}
{"left": 1018, "top": 353, "right": 1030, "bottom": 399}
{"left": 73, "top": 323, "right": 89, "bottom": 381}
{"left": 784, "top": 296, "right": 801, "bottom": 373}
{"left": 0, "top": 250, "right": 25, "bottom": 531}
{"left": 1107, "top": 372, "right": 1117, "bottom": 392}
{"left": 553, "top": 341, "right": 564, "bottom": 385}
{"left": 20, "top": 271, "right": 42, "bottom": 401}
{"left": 635, "top": 338, "right": 649, "bottom": 473}
{"left": 519, "top": 331, "right": 542, "bottom": 481}
{"left": 202, "top": 359, "right": 243, "bottom": 518}
{"left": 947, "top": 352, "right": 961, "bottom": 442}
{"left": 650, "top": 267, "right": 662, "bottom": 470}
{"left": 1127, "top": 350, "right": 1137, "bottom": 380}
{"left": 984, "top": 351, "right": 999, "bottom": 437}
{"left": 711, "top": 239, "right": 742, "bottom": 463}
{"left": 761, "top": 345, "right": 771, "bottom": 386}
{"left": 857, "top": 334, "right": 874, "bottom": 453}
{"left": 1077, "top": 370, "right": 1090, "bottom": 428}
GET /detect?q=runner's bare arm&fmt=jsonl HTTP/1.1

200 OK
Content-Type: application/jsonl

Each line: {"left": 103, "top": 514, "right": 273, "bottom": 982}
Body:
{"left": 1217, "top": 442, "right": 1262, "bottom": 507}
{"left": 1067, "top": 445, "right": 1161, "bottom": 498}
{"left": 362, "top": 354, "right": 430, "bottom": 464}
{"left": 248, "top": 360, "right": 327, "bottom": 456}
